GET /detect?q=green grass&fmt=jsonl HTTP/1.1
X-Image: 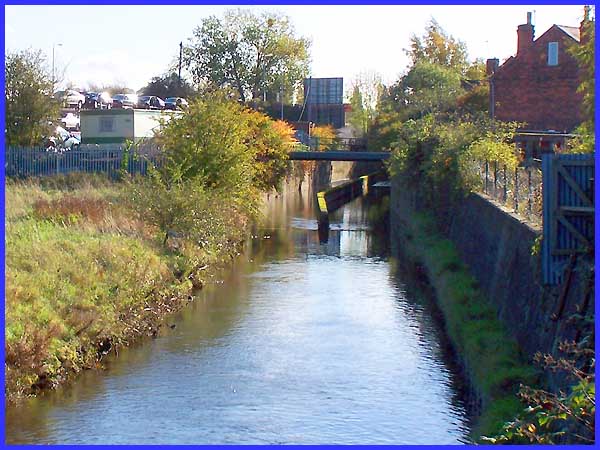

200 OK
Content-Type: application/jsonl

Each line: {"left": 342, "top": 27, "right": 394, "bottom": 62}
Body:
{"left": 397, "top": 211, "right": 539, "bottom": 441}
{"left": 5, "top": 174, "right": 247, "bottom": 401}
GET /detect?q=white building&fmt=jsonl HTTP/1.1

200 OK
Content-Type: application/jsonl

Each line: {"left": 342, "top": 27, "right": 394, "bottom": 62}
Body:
{"left": 80, "top": 109, "right": 181, "bottom": 144}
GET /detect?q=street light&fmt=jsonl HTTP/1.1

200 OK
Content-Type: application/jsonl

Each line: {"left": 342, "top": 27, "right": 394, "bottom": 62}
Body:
{"left": 52, "top": 43, "right": 62, "bottom": 90}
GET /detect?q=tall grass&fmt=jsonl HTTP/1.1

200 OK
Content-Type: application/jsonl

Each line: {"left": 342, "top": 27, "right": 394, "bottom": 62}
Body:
{"left": 5, "top": 174, "right": 247, "bottom": 400}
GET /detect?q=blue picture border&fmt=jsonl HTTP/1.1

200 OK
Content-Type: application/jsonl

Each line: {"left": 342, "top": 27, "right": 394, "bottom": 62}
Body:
{"left": 2, "top": 1, "right": 597, "bottom": 448}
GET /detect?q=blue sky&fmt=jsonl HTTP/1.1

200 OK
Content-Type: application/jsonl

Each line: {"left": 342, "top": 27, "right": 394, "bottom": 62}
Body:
{"left": 5, "top": 4, "right": 590, "bottom": 96}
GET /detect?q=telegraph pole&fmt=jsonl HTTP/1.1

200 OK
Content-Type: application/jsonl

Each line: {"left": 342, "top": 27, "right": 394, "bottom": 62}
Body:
{"left": 178, "top": 41, "right": 183, "bottom": 94}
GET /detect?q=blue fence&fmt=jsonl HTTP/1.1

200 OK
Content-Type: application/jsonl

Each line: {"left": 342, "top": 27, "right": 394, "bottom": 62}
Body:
{"left": 5, "top": 146, "right": 163, "bottom": 178}
{"left": 542, "top": 153, "right": 595, "bottom": 285}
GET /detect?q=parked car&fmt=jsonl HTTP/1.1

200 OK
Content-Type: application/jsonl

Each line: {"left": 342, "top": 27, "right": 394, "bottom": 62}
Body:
{"left": 44, "top": 125, "right": 81, "bottom": 151}
{"left": 60, "top": 112, "right": 80, "bottom": 131}
{"left": 164, "top": 97, "right": 189, "bottom": 110}
{"left": 112, "top": 93, "right": 138, "bottom": 109}
{"left": 55, "top": 89, "right": 86, "bottom": 109}
{"left": 83, "top": 92, "right": 113, "bottom": 109}
{"left": 138, "top": 95, "right": 165, "bottom": 110}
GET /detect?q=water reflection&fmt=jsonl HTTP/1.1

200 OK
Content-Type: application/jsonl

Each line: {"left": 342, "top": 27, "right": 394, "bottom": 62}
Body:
{"left": 5, "top": 186, "right": 470, "bottom": 445}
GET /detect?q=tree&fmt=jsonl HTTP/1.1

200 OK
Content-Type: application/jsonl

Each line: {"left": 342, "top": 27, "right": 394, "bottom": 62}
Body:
{"left": 184, "top": 9, "right": 310, "bottom": 102}
{"left": 347, "top": 71, "right": 383, "bottom": 137}
{"left": 348, "top": 86, "right": 366, "bottom": 136}
{"left": 406, "top": 18, "right": 469, "bottom": 73}
{"left": 5, "top": 49, "right": 60, "bottom": 146}
{"left": 156, "top": 91, "right": 293, "bottom": 194}
{"left": 130, "top": 92, "right": 295, "bottom": 247}
{"left": 85, "top": 82, "right": 135, "bottom": 95}
{"left": 138, "top": 72, "right": 196, "bottom": 98}
{"left": 400, "top": 61, "right": 464, "bottom": 119}
{"left": 568, "top": 9, "right": 595, "bottom": 153}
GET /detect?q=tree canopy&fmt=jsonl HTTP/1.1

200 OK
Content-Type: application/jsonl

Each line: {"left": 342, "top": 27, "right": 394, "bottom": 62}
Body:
{"left": 138, "top": 72, "right": 196, "bottom": 98}
{"left": 347, "top": 71, "right": 383, "bottom": 137}
{"left": 183, "top": 9, "right": 310, "bottom": 102}
{"left": 156, "top": 92, "right": 294, "bottom": 194}
{"left": 567, "top": 12, "right": 595, "bottom": 153}
{"left": 406, "top": 19, "right": 469, "bottom": 73}
{"left": 5, "top": 49, "right": 60, "bottom": 146}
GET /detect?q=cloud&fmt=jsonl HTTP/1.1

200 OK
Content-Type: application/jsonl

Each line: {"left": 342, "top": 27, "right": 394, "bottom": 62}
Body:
{"left": 64, "top": 50, "right": 165, "bottom": 91}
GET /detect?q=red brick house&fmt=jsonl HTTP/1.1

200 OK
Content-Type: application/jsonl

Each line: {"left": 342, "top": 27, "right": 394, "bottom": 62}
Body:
{"left": 487, "top": 10, "right": 590, "bottom": 132}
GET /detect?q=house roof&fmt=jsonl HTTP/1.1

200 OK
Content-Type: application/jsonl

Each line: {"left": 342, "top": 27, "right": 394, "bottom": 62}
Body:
{"left": 554, "top": 25, "right": 581, "bottom": 42}
{"left": 493, "top": 22, "right": 582, "bottom": 76}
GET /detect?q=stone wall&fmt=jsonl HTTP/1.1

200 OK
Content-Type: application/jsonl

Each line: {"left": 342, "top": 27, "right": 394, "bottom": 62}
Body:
{"left": 391, "top": 176, "right": 594, "bottom": 384}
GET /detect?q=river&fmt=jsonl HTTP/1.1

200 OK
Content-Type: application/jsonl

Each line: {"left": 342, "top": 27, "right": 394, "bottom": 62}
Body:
{"left": 5, "top": 188, "right": 471, "bottom": 444}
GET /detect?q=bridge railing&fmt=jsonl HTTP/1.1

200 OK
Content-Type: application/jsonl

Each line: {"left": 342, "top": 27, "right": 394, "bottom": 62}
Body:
{"left": 306, "top": 137, "right": 368, "bottom": 152}
{"left": 476, "top": 159, "right": 543, "bottom": 225}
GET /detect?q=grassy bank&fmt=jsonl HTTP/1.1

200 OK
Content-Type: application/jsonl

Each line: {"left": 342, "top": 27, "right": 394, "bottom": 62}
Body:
{"left": 5, "top": 174, "right": 247, "bottom": 402}
{"left": 392, "top": 210, "right": 538, "bottom": 441}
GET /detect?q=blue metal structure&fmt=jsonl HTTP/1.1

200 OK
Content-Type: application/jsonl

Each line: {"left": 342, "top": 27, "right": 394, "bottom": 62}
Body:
{"left": 542, "top": 153, "right": 595, "bottom": 285}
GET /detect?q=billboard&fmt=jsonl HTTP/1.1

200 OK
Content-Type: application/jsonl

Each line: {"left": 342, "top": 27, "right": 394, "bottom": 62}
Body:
{"left": 304, "top": 77, "right": 343, "bottom": 105}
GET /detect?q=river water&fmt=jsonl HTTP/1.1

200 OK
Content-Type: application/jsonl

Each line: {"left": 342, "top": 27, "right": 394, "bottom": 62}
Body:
{"left": 5, "top": 188, "right": 471, "bottom": 444}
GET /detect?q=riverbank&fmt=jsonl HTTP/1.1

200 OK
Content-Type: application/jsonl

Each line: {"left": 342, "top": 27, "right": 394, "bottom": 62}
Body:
{"left": 389, "top": 200, "right": 538, "bottom": 440}
{"left": 5, "top": 174, "right": 249, "bottom": 402}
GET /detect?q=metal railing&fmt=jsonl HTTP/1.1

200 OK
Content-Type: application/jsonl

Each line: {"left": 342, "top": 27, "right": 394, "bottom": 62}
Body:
{"left": 5, "top": 145, "right": 163, "bottom": 178}
{"left": 303, "top": 137, "right": 367, "bottom": 152}
{"left": 478, "top": 159, "right": 543, "bottom": 225}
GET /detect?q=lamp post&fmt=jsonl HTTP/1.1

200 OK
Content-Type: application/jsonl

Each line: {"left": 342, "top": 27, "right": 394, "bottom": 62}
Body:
{"left": 52, "top": 43, "right": 62, "bottom": 90}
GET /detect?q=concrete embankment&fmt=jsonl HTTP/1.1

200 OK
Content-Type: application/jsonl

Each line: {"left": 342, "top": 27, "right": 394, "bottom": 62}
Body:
{"left": 446, "top": 192, "right": 593, "bottom": 365}
{"left": 389, "top": 174, "right": 594, "bottom": 437}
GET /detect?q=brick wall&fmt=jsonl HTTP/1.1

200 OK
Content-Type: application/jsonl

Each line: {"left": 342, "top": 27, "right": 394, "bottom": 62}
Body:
{"left": 492, "top": 26, "right": 583, "bottom": 132}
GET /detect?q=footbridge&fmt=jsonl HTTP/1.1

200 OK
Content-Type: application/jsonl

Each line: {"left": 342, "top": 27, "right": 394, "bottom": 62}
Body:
{"left": 288, "top": 137, "right": 390, "bottom": 161}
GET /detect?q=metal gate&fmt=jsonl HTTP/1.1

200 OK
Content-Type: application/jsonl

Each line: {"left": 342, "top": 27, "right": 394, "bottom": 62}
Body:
{"left": 542, "top": 153, "right": 595, "bottom": 285}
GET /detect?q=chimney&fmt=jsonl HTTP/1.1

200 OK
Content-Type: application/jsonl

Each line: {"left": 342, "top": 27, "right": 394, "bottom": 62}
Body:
{"left": 486, "top": 58, "right": 499, "bottom": 76}
{"left": 580, "top": 5, "right": 591, "bottom": 44}
{"left": 517, "top": 12, "right": 535, "bottom": 55}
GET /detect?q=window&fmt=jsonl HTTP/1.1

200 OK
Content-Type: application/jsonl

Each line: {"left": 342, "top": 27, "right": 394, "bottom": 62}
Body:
{"left": 548, "top": 42, "right": 558, "bottom": 66}
{"left": 99, "top": 117, "right": 115, "bottom": 132}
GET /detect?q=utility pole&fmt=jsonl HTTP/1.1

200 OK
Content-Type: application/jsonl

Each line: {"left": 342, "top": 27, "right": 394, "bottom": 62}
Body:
{"left": 178, "top": 41, "right": 183, "bottom": 95}
{"left": 280, "top": 85, "right": 284, "bottom": 120}
{"left": 52, "top": 43, "right": 62, "bottom": 91}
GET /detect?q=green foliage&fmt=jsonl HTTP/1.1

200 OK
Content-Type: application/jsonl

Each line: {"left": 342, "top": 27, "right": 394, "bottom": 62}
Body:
{"left": 401, "top": 61, "right": 464, "bottom": 118}
{"left": 348, "top": 85, "right": 367, "bottom": 137}
{"left": 138, "top": 72, "right": 196, "bottom": 99}
{"left": 373, "top": 22, "right": 520, "bottom": 218}
{"left": 406, "top": 19, "right": 469, "bottom": 72}
{"left": 569, "top": 14, "right": 595, "bottom": 125}
{"left": 404, "top": 212, "right": 538, "bottom": 439}
{"left": 184, "top": 9, "right": 310, "bottom": 102}
{"left": 567, "top": 13, "right": 595, "bottom": 153}
{"left": 86, "top": 82, "right": 135, "bottom": 95}
{"left": 5, "top": 49, "right": 60, "bottom": 146}
{"left": 245, "top": 111, "right": 296, "bottom": 191}
{"left": 156, "top": 92, "right": 292, "bottom": 196}
{"left": 5, "top": 173, "right": 256, "bottom": 401}
{"left": 157, "top": 93, "right": 255, "bottom": 193}
{"left": 347, "top": 71, "right": 383, "bottom": 137}
{"left": 484, "top": 341, "right": 595, "bottom": 444}
{"left": 465, "top": 126, "right": 519, "bottom": 167}
{"left": 128, "top": 170, "right": 252, "bottom": 250}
